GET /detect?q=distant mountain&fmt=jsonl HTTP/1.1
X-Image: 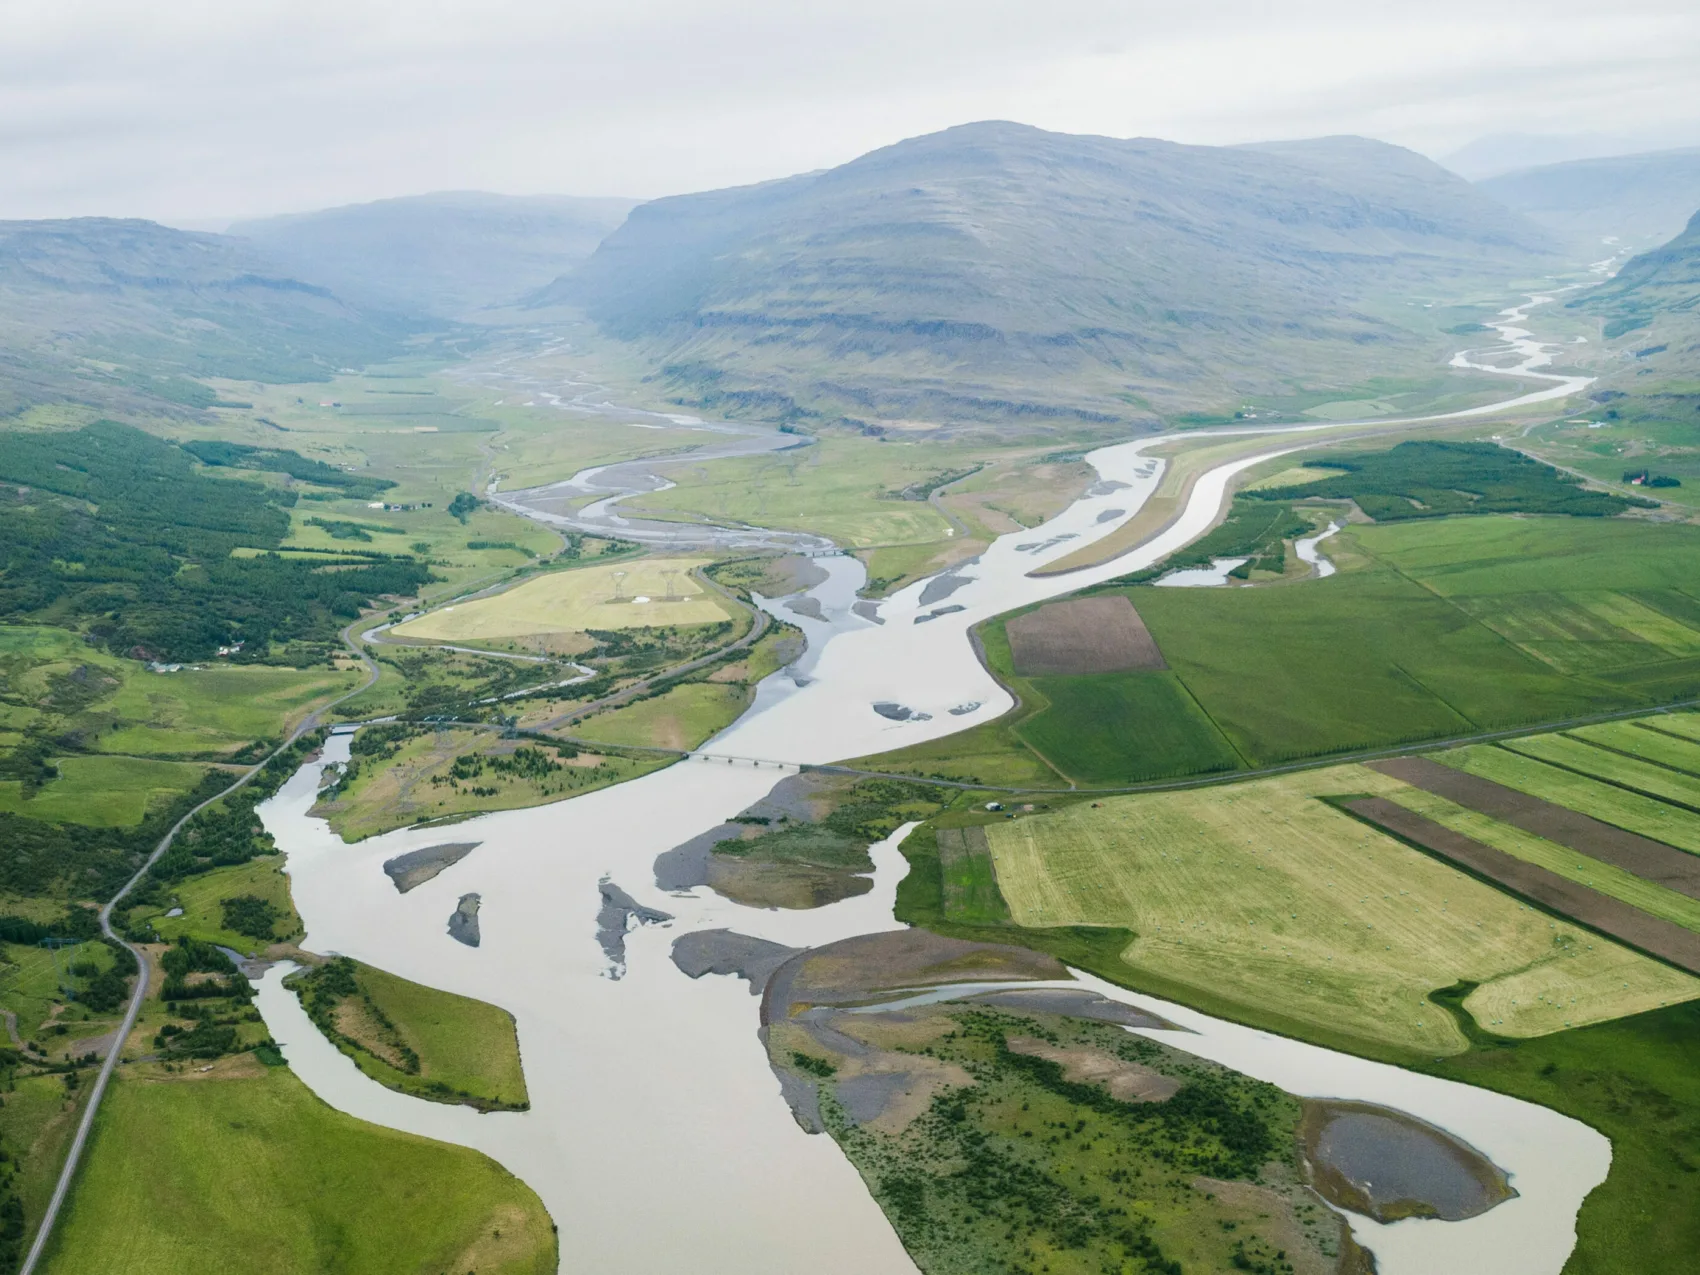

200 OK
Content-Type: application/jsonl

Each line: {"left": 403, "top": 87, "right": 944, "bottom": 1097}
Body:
{"left": 1441, "top": 132, "right": 1659, "bottom": 182}
{"left": 234, "top": 192, "right": 636, "bottom": 319}
{"left": 0, "top": 217, "right": 414, "bottom": 417}
{"left": 1478, "top": 148, "right": 1700, "bottom": 253}
{"left": 536, "top": 122, "right": 1559, "bottom": 430}
{"left": 1578, "top": 210, "right": 1700, "bottom": 354}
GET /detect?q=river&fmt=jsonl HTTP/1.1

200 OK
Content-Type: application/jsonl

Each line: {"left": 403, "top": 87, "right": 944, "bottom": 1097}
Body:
{"left": 254, "top": 303, "right": 1606, "bottom": 1274}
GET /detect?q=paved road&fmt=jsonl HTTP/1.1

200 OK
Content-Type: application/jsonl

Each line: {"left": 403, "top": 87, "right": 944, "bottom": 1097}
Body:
{"left": 19, "top": 622, "right": 381, "bottom": 1275}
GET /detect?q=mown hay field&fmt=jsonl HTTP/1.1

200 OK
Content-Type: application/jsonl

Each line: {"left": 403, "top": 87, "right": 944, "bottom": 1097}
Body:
{"left": 1501, "top": 733, "right": 1700, "bottom": 807}
{"left": 393, "top": 557, "right": 728, "bottom": 643}
{"left": 1438, "top": 745, "right": 1700, "bottom": 854}
{"left": 985, "top": 766, "right": 1700, "bottom": 1054}
{"left": 1382, "top": 785, "right": 1700, "bottom": 933}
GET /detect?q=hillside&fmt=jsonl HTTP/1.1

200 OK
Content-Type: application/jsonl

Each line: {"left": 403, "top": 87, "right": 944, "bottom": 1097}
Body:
{"left": 1479, "top": 147, "right": 1700, "bottom": 253}
{"left": 1580, "top": 210, "right": 1700, "bottom": 349}
{"left": 0, "top": 218, "right": 415, "bottom": 418}
{"left": 537, "top": 122, "right": 1560, "bottom": 432}
{"left": 234, "top": 191, "right": 636, "bottom": 319}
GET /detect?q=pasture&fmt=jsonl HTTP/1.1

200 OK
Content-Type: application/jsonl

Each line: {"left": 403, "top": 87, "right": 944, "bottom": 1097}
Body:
{"left": 0, "top": 755, "right": 212, "bottom": 827}
{"left": 572, "top": 681, "right": 749, "bottom": 751}
{"left": 141, "top": 856, "right": 302, "bottom": 953}
{"left": 1568, "top": 718, "right": 1700, "bottom": 772}
{"left": 40, "top": 1067, "right": 555, "bottom": 1275}
{"left": 392, "top": 556, "right": 729, "bottom": 643}
{"left": 984, "top": 766, "right": 1700, "bottom": 1055}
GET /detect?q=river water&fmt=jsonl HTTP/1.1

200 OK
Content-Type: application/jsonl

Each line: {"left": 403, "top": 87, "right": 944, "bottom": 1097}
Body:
{"left": 255, "top": 307, "right": 1608, "bottom": 1274}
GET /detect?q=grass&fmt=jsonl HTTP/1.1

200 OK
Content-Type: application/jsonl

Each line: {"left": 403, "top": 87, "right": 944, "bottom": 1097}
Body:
{"left": 0, "top": 940, "right": 111, "bottom": 1042}
{"left": 1382, "top": 785, "right": 1700, "bottom": 932}
{"left": 1437, "top": 745, "right": 1700, "bottom": 854}
{"left": 314, "top": 727, "right": 668, "bottom": 841}
{"left": 0, "top": 1072, "right": 92, "bottom": 1254}
{"left": 393, "top": 556, "right": 728, "bottom": 643}
{"left": 982, "top": 766, "right": 1700, "bottom": 1055}
{"left": 624, "top": 436, "right": 959, "bottom": 549}
{"left": 1568, "top": 719, "right": 1700, "bottom": 773}
{"left": 1649, "top": 711, "right": 1700, "bottom": 743}
{"left": 867, "top": 514, "right": 1700, "bottom": 789}
{"left": 138, "top": 857, "right": 303, "bottom": 954}
{"left": 572, "top": 681, "right": 749, "bottom": 751}
{"left": 39, "top": 1065, "right": 555, "bottom": 1275}
{"left": 0, "top": 623, "right": 359, "bottom": 760}
{"left": 1421, "top": 1001, "right": 1700, "bottom": 1275}
{"left": 1015, "top": 672, "right": 1243, "bottom": 784}
{"left": 297, "top": 959, "right": 528, "bottom": 1111}
{"left": 1500, "top": 733, "right": 1700, "bottom": 807}
{"left": 0, "top": 755, "right": 212, "bottom": 827}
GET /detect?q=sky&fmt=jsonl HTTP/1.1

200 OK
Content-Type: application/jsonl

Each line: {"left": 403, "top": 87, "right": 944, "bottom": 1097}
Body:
{"left": 5, "top": 0, "right": 1700, "bottom": 224}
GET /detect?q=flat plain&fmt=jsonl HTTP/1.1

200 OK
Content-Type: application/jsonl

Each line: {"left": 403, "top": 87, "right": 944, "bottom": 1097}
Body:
{"left": 393, "top": 556, "right": 728, "bottom": 643}
{"left": 984, "top": 766, "right": 1700, "bottom": 1054}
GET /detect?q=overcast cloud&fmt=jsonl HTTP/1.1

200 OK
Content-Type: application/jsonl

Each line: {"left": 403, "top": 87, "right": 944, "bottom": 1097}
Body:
{"left": 4, "top": 0, "right": 1700, "bottom": 223}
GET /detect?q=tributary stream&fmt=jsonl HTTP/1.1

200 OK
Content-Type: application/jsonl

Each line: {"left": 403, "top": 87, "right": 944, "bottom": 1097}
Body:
{"left": 255, "top": 303, "right": 1606, "bottom": 1274}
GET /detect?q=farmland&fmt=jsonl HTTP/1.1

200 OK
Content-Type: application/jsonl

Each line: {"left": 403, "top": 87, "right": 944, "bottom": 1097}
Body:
{"left": 572, "top": 681, "right": 749, "bottom": 751}
{"left": 866, "top": 512, "right": 1700, "bottom": 787}
{"left": 1437, "top": 745, "right": 1700, "bottom": 854}
{"left": 392, "top": 556, "right": 730, "bottom": 644}
{"left": 982, "top": 766, "right": 1700, "bottom": 1055}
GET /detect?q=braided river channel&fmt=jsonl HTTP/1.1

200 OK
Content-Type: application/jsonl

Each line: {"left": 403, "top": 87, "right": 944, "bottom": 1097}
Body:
{"left": 253, "top": 302, "right": 1610, "bottom": 1274}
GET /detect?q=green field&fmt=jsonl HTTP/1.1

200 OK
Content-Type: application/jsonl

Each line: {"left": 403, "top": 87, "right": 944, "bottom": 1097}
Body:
{"left": 1568, "top": 718, "right": 1700, "bottom": 773}
{"left": 983, "top": 766, "right": 1700, "bottom": 1054}
{"left": 137, "top": 856, "right": 302, "bottom": 954}
{"left": 1438, "top": 745, "right": 1700, "bottom": 854}
{"left": 626, "top": 436, "right": 961, "bottom": 549}
{"left": 1383, "top": 785, "right": 1700, "bottom": 932}
{"left": 1500, "top": 732, "right": 1700, "bottom": 807}
{"left": 40, "top": 1066, "right": 555, "bottom": 1275}
{"left": 292, "top": 958, "right": 528, "bottom": 1110}
{"left": 572, "top": 681, "right": 748, "bottom": 751}
{"left": 0, "top": 755, "right": 212, "bottom": 826}
{"left": 1015, "top": 671, "right": 1244, "bottom": 784}
{"left": 393, "top": 556, "right": 728, "bottom": 643}
{"left": 1648, "top": 710, "right": 1700, "bottom": 743}
{"left": 868, "top": 514, "right": 1700, "bottom": 787}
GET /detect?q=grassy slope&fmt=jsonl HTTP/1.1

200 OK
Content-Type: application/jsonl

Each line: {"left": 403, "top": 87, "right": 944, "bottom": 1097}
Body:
{"left": 0, "top": 755, "right": 212, "bottom": 826}
{"left": 983, "top": 767, "right": 1698, "bottom": 1054}
{"left": 40, "top": 1066, "right": 554, "bottom": 1275}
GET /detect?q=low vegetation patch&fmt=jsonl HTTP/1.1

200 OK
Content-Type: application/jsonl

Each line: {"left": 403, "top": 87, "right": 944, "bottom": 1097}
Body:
{"left": 288, "top": 956, "right": 527, "bottom": 1111}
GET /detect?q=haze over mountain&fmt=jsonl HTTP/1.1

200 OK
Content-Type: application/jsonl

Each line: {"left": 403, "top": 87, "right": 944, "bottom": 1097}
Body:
{"left": 1579, "top": 209, "right": 1700, "bottom": 379}
{"left": 0, "top": 217, "right": 414, "bottom": 417}
{"left": 1440, "top": 132, "right": 1687, "bottom": 181}
{"left": 537, "top": 122, "right": 1560, "bottom": 430}
{"left": 234, "top": 192, "right": 636, "bottom": 319}
{"left": 1479, "top": 148, "right": 1700, "bottom": 254}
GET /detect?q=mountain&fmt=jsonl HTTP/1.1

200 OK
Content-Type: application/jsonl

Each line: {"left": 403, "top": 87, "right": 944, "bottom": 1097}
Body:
{"left": 1478, "top": 148, "right": 1700, "bottom": 253}
{"left": 536, "top": 122, "right": 1559, "bottom": 431}
{"left": 1579, "top": 210, "right": 1700, "bottom": 354}
{"left": 1441, "top": 132, "right": 1657, "bottom": 182}
{"left": 233, "top": 192, "right": 636, "bottom": 319}
{"left": 0, "top": 217, "right": 415, "bottom": 417}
